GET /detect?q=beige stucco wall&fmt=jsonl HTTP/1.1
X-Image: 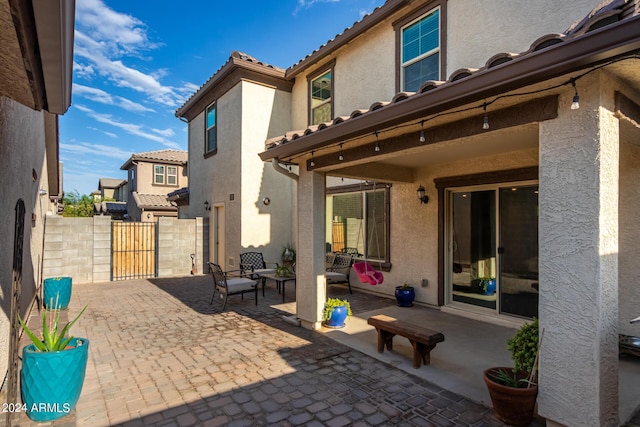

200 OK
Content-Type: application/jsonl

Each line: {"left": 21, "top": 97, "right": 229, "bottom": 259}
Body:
{"left": 290, "top": 0, "right": 601, "bottom": 131}
{"left": 133, "top": 160, "right": 186, "bottom": 194}
{"left": 0, "top": 97, "right": 50, "bottom": 389}
{"left": 447, "top": 0, "right": 601, "bottom": 72}
{"left": 241, "top": 82, "right": 294, "bottom": 264}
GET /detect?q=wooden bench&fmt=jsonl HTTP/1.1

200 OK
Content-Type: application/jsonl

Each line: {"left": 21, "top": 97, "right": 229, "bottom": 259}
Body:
{"left": 367, "top": 314, "right": 445, "bottom": 368}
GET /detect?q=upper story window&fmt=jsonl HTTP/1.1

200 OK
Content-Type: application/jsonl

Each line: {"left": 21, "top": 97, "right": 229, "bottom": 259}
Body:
{"left": 206, "top": 103, "right": 217, "bottom": 154}
{"left": 396, "top": 4, "right": 443, "bottom": 92}
{"left": 153, "top": 165, "right": 179, "bottom": 186}
{"left": 308, "top": 60, "right": 335, "bottom": 125}
{"left": 154, "top": 165, "right": 165, "bottom": 184}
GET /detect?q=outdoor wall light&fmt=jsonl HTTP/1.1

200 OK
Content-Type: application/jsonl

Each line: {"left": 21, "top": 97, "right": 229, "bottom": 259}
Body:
{"left": 204, "top": 201, "right": 211, "bottom": 211}
{"left": 263, "top": 197, "right": 271, "bottom": 206}
{"left": 417, "top": 185, "right": 429, "bottom": 204}
{"left": 38, "top": 188, "right": 48, "bottom": 196}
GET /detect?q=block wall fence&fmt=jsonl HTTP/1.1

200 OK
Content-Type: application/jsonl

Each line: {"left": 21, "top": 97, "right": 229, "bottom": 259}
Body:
{"left": 41, "top": 216, "right": 207, "bottom": 284}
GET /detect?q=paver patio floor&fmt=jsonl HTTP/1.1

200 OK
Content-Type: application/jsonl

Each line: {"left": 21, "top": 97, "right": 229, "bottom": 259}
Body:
{"left": 11, "top": 275, "right": 511, "bottom": 426}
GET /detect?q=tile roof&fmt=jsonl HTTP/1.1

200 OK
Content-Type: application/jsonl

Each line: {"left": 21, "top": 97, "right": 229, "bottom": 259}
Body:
{"left": 263, "top": 0, "right": 639, "bottom": 154}
{"left": 95, "top": 201, "right": 127, "bottom": 213}
{"left": 175, "top": 51, "right": 286, "bottom": 118}
{"left": 120, "top": 149, "right": 187, "bottom": 170}
{"left": 132, "top": 192, "right": 176, "bottom": 210}
{"left": 98, "top": 178, "right": 126, "bottom": 189}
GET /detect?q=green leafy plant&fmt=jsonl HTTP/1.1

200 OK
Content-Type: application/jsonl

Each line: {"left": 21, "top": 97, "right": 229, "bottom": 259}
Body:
{"left": 18, "top": 297, "right": 87, "bottom": 352}
{"left": 281, "top": 244, "right": 296, "bottom": 263}
{"left": 488, "top": 368, "right": 532, "bottom": 388}
{"left": 275, "top": 265, "right": 293, "bottom": 277}
{"left": 322, "top": 298, "right": 352, "bottom": 322}
{"left": 507, "top": 317, "right": 539, "bottom": 373}
{"left": 401, "top": 282, "right": 413, "bottom": 289}
{"left": 473, "top": 276, "right": 494, "bottom": 294}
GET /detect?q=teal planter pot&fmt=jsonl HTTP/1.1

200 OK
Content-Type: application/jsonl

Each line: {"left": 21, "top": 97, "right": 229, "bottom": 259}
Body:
{"left": 21, "top": 338, "right": 89, "bottom": 422}
{"left": 325, "top": 305, "right": 348, "bottom": 328}
{"left": 44, "top": 277, "right": 72, "bottom": 310}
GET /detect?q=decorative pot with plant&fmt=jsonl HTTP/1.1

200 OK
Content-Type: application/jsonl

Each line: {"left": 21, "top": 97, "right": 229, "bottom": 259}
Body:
{"left": 322, "top": 298, "right": 352, "bottom": 328}
{"left": 395, "top": 283, "right": 415, "bottom": 307}
{"left": 275, "top": 265, "right": 293, "bottom": 277}
{"left": 473, "top": 276, "right": 496, "bottom": 295}
{"left": 43, "top": 276, "right": 73, "bottom": 310}
{"left": 18, "top": 298, "right": 89, "bottom": 422}
{"left": 281, "top": 244, "right": 296, "bottom": 268}
{"left": 483, "top": 317, "right": 540, "bottom": 426}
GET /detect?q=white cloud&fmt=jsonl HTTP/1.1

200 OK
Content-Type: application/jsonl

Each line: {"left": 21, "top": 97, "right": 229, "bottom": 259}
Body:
{"left": 73, "top": 83, "right": 155, "bottom": 113}
{"left": 87, "top": 127, "right": 118, "bottom": 138}
{"left": 75, "top": 105, "right": 181, "bottom": 149}
{"left": 293, "top": 0, "right": 341, "bottom": 15}
{"left": 73, "top": 0, "right": 196, "bottom": 107}
{"left": 60, "top": 142, "right": 132, "bottom": 161}
{"left": 152, "top": 128, "right": 175, "bottom": 137}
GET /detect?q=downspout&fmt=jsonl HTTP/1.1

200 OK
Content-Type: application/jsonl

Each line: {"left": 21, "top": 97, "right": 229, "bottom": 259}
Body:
{"left": 271, "top": 158, "right": 298, "bottom": 181}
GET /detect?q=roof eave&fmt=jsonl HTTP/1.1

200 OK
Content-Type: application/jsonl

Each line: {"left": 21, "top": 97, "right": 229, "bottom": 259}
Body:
{"left": 32, "top": 0, "right": 75, "bottom": 114}
{"left": 260, "top": 15, "right": 640, "bottom": 161}
{"left": 176, "top": 56, "right": 287, "bottom": 119}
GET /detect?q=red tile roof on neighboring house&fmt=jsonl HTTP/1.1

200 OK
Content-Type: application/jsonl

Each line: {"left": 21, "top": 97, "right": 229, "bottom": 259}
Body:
{"left": 120, "top": 149, "right": 187, "bottom": 170}
{"left": 259, "top": 0, "right": 640, "bottom": 161}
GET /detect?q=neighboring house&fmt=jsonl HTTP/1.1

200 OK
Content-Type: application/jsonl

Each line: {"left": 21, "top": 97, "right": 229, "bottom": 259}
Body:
{"left": 181, "top": 0, "right": 640, "bottom": 424}
{"left": 120, "top": 149, "right": 188, "bottom": 222}
{"left": 94, "top": 177, "right": 128, "bottom": 219}
{"left": 175, "top": 52, "right": 295, "bottom": 268}
{"left": 0, "top": 0, "right": 74, "bottom": 399}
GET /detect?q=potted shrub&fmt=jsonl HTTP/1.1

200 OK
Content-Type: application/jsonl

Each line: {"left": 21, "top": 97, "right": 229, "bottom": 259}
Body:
{"left": 282, "top": 244, "right": 296, "bottom": 269}
{"left": 472, "top": 276, "right": 496, "bottom": 295}
{"left": 43, "top": 276, "right": 73, "bottom": 310}
{"left": 395, "top": 283, "right": 415, "bottom": 307}
{"left": 18, "top": 298, "right": 89, "bottom": 422}
{"left": 322, "top": 298, "right": 352, "bottom": 328}
{"left": 483, "top": 318, "right": 540, "bottom": 426}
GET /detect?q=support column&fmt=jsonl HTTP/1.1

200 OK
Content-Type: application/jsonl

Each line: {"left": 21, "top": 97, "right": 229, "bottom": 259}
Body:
{"left": 538, "top": 72, "right": 619, "bottom": 426}
{"left": 296, "top": 166, "right": 326, "bottom": 330}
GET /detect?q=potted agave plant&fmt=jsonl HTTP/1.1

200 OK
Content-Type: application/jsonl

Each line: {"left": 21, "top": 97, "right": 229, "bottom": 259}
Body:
{"left": 483, "top": 318, "right": 540, "bottom": 426}
{"left": 18, "top": 297, "right": 89, "bottom": 422}
{"left": 322, "top": 298, "right": 352, "bottom": 328}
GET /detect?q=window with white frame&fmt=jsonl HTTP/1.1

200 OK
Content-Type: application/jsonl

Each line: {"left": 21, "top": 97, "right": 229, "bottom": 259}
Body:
{"left": 167, "top": 166, "right": 177, "bottom": 185}
{"left": 401, "top": 7, "right": 440, "bottom": 92}
{"left": 154, "top": 165, "right": 165, "bottom": 185}
{"left": 310, "top": 69, "right": 332, "bottom": 125}
{"left": 206, "top": 103, "right": 217, "bottom": 154}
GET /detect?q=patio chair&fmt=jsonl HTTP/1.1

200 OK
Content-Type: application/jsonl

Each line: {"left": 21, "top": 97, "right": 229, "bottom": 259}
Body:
{"left": 208, "top": 262, "right": 258, "bottom": 311}
{"left": 240, "top": 252, "right": 278, "bottom": 295}
{"left": 341, "top": 247, "right": 363, "bottom": 258}
{"left": 326, "top": 253, "right": 353, "bottom": 294}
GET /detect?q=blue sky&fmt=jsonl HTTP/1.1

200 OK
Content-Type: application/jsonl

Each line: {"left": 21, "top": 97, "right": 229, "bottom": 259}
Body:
{"left": 60, "top": 0, "right": 386, "bottom": 196}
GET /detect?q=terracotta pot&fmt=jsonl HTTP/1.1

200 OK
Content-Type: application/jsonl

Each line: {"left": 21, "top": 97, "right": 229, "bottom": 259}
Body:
{"left": 483, "top": 367, "right": 538, "bottom": 426}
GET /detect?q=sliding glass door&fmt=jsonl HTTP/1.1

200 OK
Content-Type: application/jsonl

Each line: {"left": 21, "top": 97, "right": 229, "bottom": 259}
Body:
{"left": 447, "top": 183, "right": 538, "bottom": 319}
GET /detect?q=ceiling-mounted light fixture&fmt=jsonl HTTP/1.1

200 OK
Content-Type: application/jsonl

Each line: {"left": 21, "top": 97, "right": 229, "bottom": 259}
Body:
{"left": 374, "top": 132, "right": 381, "bottom": 152}
{"left": 338, "top": 143, "right": 344, "bottom": 161}
{"left": 419, "top": 120, "right": 426, "bottom": 143}
{"left": 310, "top": 151, "right": 315, "bottom": 167}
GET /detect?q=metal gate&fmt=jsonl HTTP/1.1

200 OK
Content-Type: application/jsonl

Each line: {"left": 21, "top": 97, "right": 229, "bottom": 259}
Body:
{"left": 111, "top": 222, "right": 157, "bottom": 280}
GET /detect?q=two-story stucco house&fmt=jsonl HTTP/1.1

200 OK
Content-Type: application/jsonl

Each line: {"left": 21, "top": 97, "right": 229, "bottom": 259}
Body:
{"left": 175, "top": 52, "right": 296, "bottom": 269}
{"left": 180, "top": 0, "right": 640, "bottom": 424}
{"left": 119, "top": 149, "right": 188, "bottom": 222}
{"left": 0, "top": 0, "right": 74, "bottom": 402}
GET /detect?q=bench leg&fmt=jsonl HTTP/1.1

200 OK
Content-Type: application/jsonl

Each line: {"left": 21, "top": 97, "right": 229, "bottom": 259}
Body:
{"left": 375, "top": 329, "right": 395, "bottom": 353}
{"left": 411, "top": 340, "right": 437, "bottom": 368}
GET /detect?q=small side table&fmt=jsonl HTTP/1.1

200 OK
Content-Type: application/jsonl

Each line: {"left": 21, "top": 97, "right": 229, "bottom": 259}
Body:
{"left": 259, "top": 273, "right": 296, "bottom": 303}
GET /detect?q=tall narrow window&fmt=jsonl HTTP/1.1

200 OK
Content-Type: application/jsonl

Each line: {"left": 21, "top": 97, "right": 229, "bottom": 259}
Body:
{"left": 206, "top": 103, "right": 217, "bottom": 154}
{"left": 167, "top": 166, "right": 178, "bottom": 185}
{"left": 310, "top": 69, "right": 332, "bottom": 125}
{"left": 154, "top": 165, "right": 165, "bottom": 185}
{"left": 401, "top": 7, "right": 440, "bottom": 92}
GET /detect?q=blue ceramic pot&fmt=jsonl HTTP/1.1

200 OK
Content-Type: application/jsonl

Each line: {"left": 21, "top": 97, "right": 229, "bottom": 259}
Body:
{"left": 395, "top": 286, "right": 415, "bottom": 307}
{"left": 43, "top": 277, "right": 72, "bottom": 310}
{"left": 21, "top": 337, "right": 89, "bottom": 421}
{"left": 484, "top": 279, "right": 497, "bottom": 295}
{"left": 326, "top": 305, "right": 348, "bottom": 328}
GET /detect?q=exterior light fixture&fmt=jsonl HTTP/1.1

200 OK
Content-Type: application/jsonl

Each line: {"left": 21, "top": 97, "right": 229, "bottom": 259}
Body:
{"left": 374, "top": 132, "right": 381, "bottom": 152}
{"left": 419, "top": 120, "right": 426, "bottom": 143}
{"left": 338, "top": 144, "right": 344, "bottom": 161}
{"left": 417, "top": 185, "right": 429, "bottom": 204}
{"left": 483, "top": 103, "right": 490, "bottom": 130}
{"left": 571, "top": 78, "right": 580, "bottom": 110}
{"left": 310, "top": 151, "right": 315, "bottom": 167}
{"left": 204, "top": 201, "right": 211, "bottom": 211}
